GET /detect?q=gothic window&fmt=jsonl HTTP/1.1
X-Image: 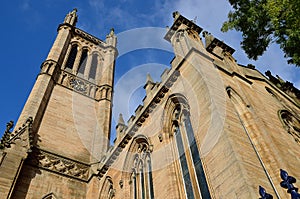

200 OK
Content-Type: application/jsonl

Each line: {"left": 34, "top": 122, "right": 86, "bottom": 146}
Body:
{"left": 78, "top": 49, "right": 88, "bottom": 74}
{"left": 174, "top": 121, "right": 195, "bottom": 199}
{"left": 89, "top": 54, "right": 98, "bottom": 80}
{"left": 183, "top": 113, "right": 211, "bottom": 199}
{"left": 279, "top": 110, "right": 300, "bottom": 143}
{"left": 99, "top": 177, "right": 115, "bottom": 199}
{"left": 108, "top": 184, "right": 115, "bottom": 199}
{"left": 131, "top": 170, "right": 137, "bottom": 199}
{"left": 172, "top": 105, "right": 211, "bottom": 199}
{"left": 146, "top": 154, "right": 154, "bottom": 199}
{"left": 129, "top": 140, "right": 154, "bottom": 199}
{"left": 65, "top": 44, "right": 78, "bottom": 70}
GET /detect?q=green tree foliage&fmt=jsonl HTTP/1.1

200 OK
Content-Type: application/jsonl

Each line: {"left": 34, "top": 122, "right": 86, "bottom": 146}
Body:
{"left": 222, "top": 0, "right": 300, "bottom": 66}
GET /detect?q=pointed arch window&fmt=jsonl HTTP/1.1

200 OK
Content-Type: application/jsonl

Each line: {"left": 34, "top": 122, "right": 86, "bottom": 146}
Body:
{"left": 165, "top": 95, "right": 211, "bottom": 199}
{"left": 146, "top": 153, "right": 154, "bottom": 198}
{"left": 279, "top": 110, "right": 300, "bottom": 143}
{"left": 65, "top": 44, "right": 78, "bottom": 70}
{"left": 78, "top": 49, "right": 88, "bottom": 74}
{"left": 89, "top": 54, "right": 98, "bottom": 80}
{"left": 130, "top": 141, "right": 154, "bottom": 199}
{"left": 131, "top": 169, "right": 137, "bottom": 199}
{"left": 174, "top": 120, "right": 195, "bottom": 199}
{"left": 183, "top": 112, "right": 211, "bottom": 199}
{"left": 99, "top": 177, "right": 115, "bottom": 199}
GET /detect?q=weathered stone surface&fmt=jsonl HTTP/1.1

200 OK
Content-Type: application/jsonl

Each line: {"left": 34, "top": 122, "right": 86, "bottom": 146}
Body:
{"left": 0, "top": 11, "right": 299, "bottom": 199}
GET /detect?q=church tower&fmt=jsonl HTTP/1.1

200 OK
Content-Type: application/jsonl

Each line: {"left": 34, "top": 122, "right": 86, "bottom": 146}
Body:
{"left": 0, "top": 9, "right": 117, "bottom": 198}
{"left": 1, "top": 10, "right": 300, "bottom": 199}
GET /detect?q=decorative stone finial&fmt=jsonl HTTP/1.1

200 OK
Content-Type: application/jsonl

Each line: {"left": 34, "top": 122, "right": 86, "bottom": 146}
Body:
{"left": 117, "top": 113, "right": 125, "bottom": 125}
{"left": 64, "top": 8, "right": 78, "bottom": 26}
{"left": 106, "top": 28, "right": 115, "bottom": 38}
{"left": 144, "top": 73, "right": 155, "bottom": 94}
{"left": 172, "top": 11, "right": 180, "bottom": 20}
{"left": 116, "top": 113, "right": 127, "bottom": 142}
{"left": 0, "top": 120, "right": 14, "bottom": 149}
{"left": 105, "top": 28, "right": 117, "bottom": 47}
{"left": 146, "top": 73, "right": 154, "bottom": 84}
{"left": 5, "top": 121, "right": 14, "bottom": 134}
{"left": 202, "top": 31, "right": 214, "bottom": 48}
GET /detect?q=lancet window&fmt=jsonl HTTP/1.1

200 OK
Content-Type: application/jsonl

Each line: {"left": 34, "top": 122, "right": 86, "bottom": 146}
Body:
{"left": 78, "top": 48, "right": 88, "bottom": 74}
{"left": 63, "top": 43, "right": 102, "bottom": 81}
{"left": 99, "top": 177, "right": 115, "bottom": 199}
{"left": 279, "top": 110, "right": 300, "bottom": 143}
{"left": 165, "top": 94, "right": 211, "bottom": 199}
{"left": 89, "top": 54, "right": 98, "bottom": 80}
{"left": 130, "top": 140, "right": 154, "bottom": 199}
{"left": 65, "top": 44, "right": 78, "bottom": 70}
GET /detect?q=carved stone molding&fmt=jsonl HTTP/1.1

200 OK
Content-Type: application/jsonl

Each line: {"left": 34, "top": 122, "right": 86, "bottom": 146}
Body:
{"left": 0, "top": 117, "right": 33, "bottom": 152}
{"left": 57, "top": 70, "right": 112, "bottom": 101}
{"left": 40, "top": 60, "right": 60, "bottom": 81}
{"left": 74, "top": 28, "right": 104, "bottom": 46}
{"left": 279, "top": 110, "right": 300, "bottom": 144}
{"left": 29, "top": 148, "right": 90, "bottom": 181}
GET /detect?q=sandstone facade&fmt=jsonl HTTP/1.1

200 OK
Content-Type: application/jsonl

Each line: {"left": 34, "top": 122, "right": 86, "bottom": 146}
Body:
{"left": 0, "top": 9, "right": 299, "bottom": 199}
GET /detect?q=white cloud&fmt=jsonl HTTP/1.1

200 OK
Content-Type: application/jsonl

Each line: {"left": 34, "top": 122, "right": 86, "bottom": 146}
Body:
{"left": 113, "top": 63, "right": 168, "bottom": 123}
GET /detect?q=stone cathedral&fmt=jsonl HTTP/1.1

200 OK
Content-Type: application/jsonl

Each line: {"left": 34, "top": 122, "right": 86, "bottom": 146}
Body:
{"left": 0, "top": 9, "right": 300, "bottom": 199}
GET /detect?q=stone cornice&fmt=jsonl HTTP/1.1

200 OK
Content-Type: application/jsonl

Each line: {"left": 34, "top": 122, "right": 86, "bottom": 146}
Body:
{"left": 164, "top": 14, "right": 203, "bottom": 42}
{"left": 74, "top": 28, "right": 105, "bottom": 47}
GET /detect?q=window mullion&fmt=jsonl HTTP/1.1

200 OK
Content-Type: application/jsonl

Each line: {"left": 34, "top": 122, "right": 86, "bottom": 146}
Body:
{"left": 183, "top": 114, "right": 211, "bottom": 199}
{"left": 174, "top": 124, "right": 195, "bottom": 199}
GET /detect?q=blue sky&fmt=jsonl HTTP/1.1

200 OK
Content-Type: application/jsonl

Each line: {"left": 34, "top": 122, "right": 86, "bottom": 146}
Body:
{"left": 0, "top": 0, "right": 299, "bottom": 140}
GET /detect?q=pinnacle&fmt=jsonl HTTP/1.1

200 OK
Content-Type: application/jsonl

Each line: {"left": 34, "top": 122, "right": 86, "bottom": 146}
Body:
{"left": 117, "top": 113, "right": 125, "bottom": 125}
{"left": 146, "top": 73, "right": 154, "bottom": 84}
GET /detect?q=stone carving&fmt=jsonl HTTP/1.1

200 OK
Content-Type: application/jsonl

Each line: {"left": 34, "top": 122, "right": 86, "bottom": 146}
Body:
{"left": 265, "top": 71, "right": 300, "bottom": 103}
{"left": 0, "top": 121, "right": 14, "bottom": 149}
{"left": 202, "top": 32, "right": 235, "bottom": 56}
{"left": 172, "top": 11, "right": 181, "bottom": 20}
{"left": 202, "top": 31, "right": 214, "bottom": 48}
{"left": 39, "top": 60, "right": 61, "bottom": 83}
{"left": 57, "top": 70, "right": 112, "bottom": 101}
{"left": 30, "top": 149, "right": 89, "bottom": 181}
{"left": 108, "top": 28, "right": 115, "bottom": 37}
{"left": 64, "top": 8, "right": 78, "bottom": 26}
{"left": 74, "top": 28, "right": 104, "bottom": 46}
{"left": 280, "top": 110, "right": 300, "bottom": 143}
{"left": 0, "top": 117, "right": 33, "bottom": 151}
